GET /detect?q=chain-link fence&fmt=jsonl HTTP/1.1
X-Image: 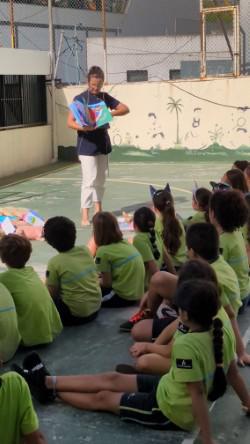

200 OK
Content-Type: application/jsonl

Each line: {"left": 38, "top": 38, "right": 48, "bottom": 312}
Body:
{"left": 0, "top": 0, "right": 249, "bottom": 83}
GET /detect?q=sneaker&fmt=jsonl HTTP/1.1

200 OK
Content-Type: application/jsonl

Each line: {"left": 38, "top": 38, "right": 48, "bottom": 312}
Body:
{"left": 115, "top": 363, "right": 139, "bottom": 374}
{"left": 11, "top": 363, "right": 30, "bottom": 380}
{"left": 119, "top": 309, "right": 151, "bottom": 332}
{"left": 22, "top": 352, "right": 55, "bottom": 404}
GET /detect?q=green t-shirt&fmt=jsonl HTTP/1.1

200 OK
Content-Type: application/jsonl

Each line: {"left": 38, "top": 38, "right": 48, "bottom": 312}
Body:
{"left": 0, "top": 283, "right": 20, "bottom": 363}
{"left": 46, "top": 246, "right": 102, "bottom": 317}
{"left": 211, "top": 255, "right": 242, "bottom": 314}
{"left": 241, "top": 224, "right": 250, "bottom": 247}
{"left": 0, "top": 372, "right": 38, "bottom": 444}
{"left": 220, "top": 231, "right": 250, "bottom": 301}
{"left": 155, "top": 217, "right": 187, "bottom": 267}
{"left": 183, "top": 211, "right": 206, "bottom": 228}
{"left": 96, "top": 240, "right": 145, "bottom": 300}
{"left": 0, "top": 267, "right": 62, "bottom": 347}
{"left": 133, "top": 232, "right": 163, "bottom": 288}
{"left": 156, "top": 326, "right": 235, "bottom": 431}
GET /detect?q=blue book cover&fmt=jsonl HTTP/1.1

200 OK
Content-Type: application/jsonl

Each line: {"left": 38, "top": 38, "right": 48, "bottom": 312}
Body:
{"left": 69, "top": 97, "right": 113, "bottom": 128}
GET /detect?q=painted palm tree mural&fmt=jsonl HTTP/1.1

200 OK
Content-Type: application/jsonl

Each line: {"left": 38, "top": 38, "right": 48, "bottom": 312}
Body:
{"left": 167, "top": 97, "right": 183, "bottom": 147}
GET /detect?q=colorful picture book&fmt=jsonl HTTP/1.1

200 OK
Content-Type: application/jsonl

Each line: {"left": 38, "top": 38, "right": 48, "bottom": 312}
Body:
{"left": 69, "top": 96, "right": 113, "bottom": 128}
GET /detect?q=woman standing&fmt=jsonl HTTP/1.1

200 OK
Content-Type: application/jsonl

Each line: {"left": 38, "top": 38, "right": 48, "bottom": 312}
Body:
{"left": 67, "top": 66, "right": 129, "bottom": 226}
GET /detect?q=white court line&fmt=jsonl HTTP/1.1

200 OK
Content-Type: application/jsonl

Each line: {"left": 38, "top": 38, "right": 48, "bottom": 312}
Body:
{"left": 34, "top": 176, "right": 192, "bottom": 194}
{"left": 106, "top": 178, "right": 192, "bottom": 194}
{"left": 181, "top": 402, "right": 216, "bottom": 444}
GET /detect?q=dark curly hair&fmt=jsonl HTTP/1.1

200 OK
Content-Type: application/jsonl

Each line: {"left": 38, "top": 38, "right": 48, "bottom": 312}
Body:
{"left": 44, "top": 216, "right": 76, "bottom": 252}
{"left": 186, "top": 223, "right": 219, "bottom": 262}
{"left": 210, "top": 190, "right": 248, "bottom": 232}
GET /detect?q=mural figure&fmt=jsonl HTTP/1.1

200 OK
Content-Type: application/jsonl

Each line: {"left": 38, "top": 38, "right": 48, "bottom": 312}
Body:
{"left": 167, "top": 97, "right": 183, "bottom": 146}
{"left": 208, "top": 124, "right": 224, "bottom": 144}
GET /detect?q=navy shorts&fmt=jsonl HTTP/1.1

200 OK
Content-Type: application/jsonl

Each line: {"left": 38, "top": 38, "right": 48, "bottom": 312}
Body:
{"left": 120, "top": 374, "right": 181, "bottom": 430}
{"left": 152, "top": 316, "right": 176, "bottom": 340}
{"left": 101, "top": 287, "right": 138, "bottom": 308}
{"left": 54, "top": 297, "right": 98, "bottom": 327}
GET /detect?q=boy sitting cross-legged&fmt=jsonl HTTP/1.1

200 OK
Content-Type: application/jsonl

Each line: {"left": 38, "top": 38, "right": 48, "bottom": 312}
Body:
{"left": 0, "top": 234, "right": 62, "bottom": 347}
{"left": 44, "top": 216, "right": 102, "bottom": 326}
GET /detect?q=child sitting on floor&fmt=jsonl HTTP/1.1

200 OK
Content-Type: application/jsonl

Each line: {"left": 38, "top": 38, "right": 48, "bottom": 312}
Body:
{"left": 0, "top": 282, "right": 20, "bottom": 363}
{"left": 209, "top": 190, "right": 250, "bottom": 311}
{"left": 186, "top": 223, "right": 250, "bottom": 366}
{"left": 0, "top": 234, "right": 62, "bottom": 347}
{"left": 183, "top": 187, "right": 211, "bottom": 228}
{"left": 0, "top": 371, "right": 47, "bottom": 444}
{"left": 14, "top": 279, "right": 250, "bottom": 444}
{"left": 133, "top": 206, "right": 175, "bottom": 287}
{"left": 93, "top": 212, "right": 145, "bottom": 307}
{"left": 122, "top": 258, "right": 233, "bottom": 375}
{"left": 44, "top": 216, "right": 102, "bottom": 326}
{"left": 152, "top": 187, "right": 187, "bottom": 269}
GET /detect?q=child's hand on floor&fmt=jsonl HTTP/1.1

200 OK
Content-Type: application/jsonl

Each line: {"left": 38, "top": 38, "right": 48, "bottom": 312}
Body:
{"left": 130, "top": 342, "right": 149, "bottom": 358}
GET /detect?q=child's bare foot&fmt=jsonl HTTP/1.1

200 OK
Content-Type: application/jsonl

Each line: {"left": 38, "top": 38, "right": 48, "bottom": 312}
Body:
{"left": 81, "top": 220, "right": 91, "bottom": 227}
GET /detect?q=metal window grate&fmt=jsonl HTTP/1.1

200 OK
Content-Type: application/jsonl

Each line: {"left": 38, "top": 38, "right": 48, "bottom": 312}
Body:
{"left": 0, "top": 75, "right": 47, "bottom": 129}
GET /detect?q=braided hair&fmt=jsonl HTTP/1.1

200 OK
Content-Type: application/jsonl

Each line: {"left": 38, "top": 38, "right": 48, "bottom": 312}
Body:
{"left": 133, "top": 207, "right": 160, "bottom": 260}
{"left": 153, "top": 189, "right": 182, "bottom": 256}
{"left": 175, "top": 279, "right": 227, "bottom": 402}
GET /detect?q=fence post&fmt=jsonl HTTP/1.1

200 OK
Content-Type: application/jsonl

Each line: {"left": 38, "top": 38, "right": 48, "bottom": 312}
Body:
{"left": 200, "top": 1, "right": 206, "bottom": 79}
{"left": 101, "top": 0, "right": 108, "bottom": 83}
{"left": 9, "top": 0, "right": 16, "bottom": 48}
{"left": 48, "top": 0, "right": 57, "bottom": 161}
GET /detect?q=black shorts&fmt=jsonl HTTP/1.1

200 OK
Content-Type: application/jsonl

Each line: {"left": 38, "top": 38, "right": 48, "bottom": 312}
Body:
{"left": 54, "top": 297, "right": 99, "bottom": 327}
{"left": 120, "top": 374, "right": 181, "bottom": 430}
{"left": 101, "top": 287, "right": 138, "bottom": 308}
{"left": 152, "top": 316, "right": 176, "bottom": 340}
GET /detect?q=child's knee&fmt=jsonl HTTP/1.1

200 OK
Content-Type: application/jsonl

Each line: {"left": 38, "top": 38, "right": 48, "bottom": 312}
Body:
{"left": 131, "top": 320, "right": 152, "bottom": 341}
{"left": 135, "top": 355, "right": 151, "bottom": 373}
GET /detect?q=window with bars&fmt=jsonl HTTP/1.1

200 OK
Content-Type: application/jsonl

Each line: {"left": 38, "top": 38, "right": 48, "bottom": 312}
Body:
{"left": 0, "top": 75, "right": 47, "bottom": 129}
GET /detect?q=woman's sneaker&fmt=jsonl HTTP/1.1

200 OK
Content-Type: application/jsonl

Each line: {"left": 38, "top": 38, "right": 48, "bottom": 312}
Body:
{"left": 19, "top": 352, "right": 55, "bottom": 404}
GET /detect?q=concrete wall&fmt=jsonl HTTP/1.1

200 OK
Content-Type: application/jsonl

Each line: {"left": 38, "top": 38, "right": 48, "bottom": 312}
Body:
{"left": 0, "top": 126, "right": 52, "bottom": 177}
{"left": 0, "top": 48, "right": 50, "bottom": 76}
{"left": 0, "top": 48, "right": 53, "bottom": 178}
{"left": 56, "top": 76, "right": 250, "bottom": 157}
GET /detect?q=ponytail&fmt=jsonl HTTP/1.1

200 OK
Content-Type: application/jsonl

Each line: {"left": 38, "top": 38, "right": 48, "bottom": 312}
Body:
{"left": 133, "top": 207, "right": 160, "bottom": 260}
{"left": 152, "top": 190, "right": 181, "bottom": 256}
{"left": 208, "top": 318, "right": 227, "bottom": 402}
{"left": 162, "top": 204, "right": 181, "bottom": 256}
{"left": 148, "top": 225, "right": 161, "bottom": 260}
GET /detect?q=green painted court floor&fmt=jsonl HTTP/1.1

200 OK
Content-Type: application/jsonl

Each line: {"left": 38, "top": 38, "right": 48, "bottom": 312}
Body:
{"left": 1, "top": 160, "right": 250, "bottom": 444}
